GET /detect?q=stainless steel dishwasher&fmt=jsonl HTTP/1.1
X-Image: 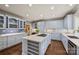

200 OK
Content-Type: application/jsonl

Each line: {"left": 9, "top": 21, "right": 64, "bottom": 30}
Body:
{"left": 68, "top": 40, "right": 77, "bottom": 55}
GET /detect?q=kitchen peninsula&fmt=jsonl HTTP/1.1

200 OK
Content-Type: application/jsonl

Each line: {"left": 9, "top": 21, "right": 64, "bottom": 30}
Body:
{"left": 61, "top": 33, "right": 79, "bottom": 55}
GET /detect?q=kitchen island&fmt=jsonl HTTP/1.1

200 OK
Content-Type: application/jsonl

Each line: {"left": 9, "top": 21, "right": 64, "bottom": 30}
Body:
{"left": 22, "top": 33, "right": 51, "bottom": 55}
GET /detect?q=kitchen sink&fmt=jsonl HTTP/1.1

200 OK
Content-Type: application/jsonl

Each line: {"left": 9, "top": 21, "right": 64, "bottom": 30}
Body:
{"left": 31, "top": 32, "right": 37, "bottom": 35}
{"left": 37, "top": 34, "right": 47, "bottom": 37}
{"left": 67, "top": 35, "right": 79, "bottom": 39}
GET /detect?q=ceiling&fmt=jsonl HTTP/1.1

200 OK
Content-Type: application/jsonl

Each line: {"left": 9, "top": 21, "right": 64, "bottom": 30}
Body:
{"left": 0, "top": 4, "right": 77, "bottom": 21}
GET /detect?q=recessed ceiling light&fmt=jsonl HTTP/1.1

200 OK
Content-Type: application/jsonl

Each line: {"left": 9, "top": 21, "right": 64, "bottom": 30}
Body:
{"left": 26, "top": 14, "right": 29, "bottom": 17}
{"left": 51, "top": 6, "right": 54, "bottom": 10}
{"left": 5, "top": 4, "right": 9, "bottom": 7}
{"left": 69, "top": 4, "right": 73, "bottom": 6}
{"left": 29, "top": 4, "right": 32, "bottom": 7}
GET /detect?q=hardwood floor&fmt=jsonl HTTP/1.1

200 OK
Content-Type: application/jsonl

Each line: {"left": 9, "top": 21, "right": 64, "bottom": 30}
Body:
{"left": 0, "top": 43, "right": 22, "bottom": 55}
{"left": 0, "top": 40, "right": 67, "bottom": 55}
{"left": 45, "top": 40, "right": 67, "bottom": 55}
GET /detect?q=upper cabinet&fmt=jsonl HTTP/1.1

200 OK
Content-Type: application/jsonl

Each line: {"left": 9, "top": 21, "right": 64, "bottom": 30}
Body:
{"left": 6, "top": 15, "right": 26, "bottom": 29}
{"left": 46, "top": 20, "right": 64, "bottom": 29}
{"left": 37, "top": 22, "right": 46, "bottom": 33}
{"left": 64, "top": 14, "right": 74, "bottom": 29}
{"left": 19, "top": 20, "right": 26, "bottom": 29}
{"left": 19, "top": 20, "right": 23, "bottom": 28}
{"left": 0, "top": 13, "right": 26, "bottom": 30}
{"left": 24, "top": 21, "right": 26, "bottom": 28}
{"left": 0, "top": 14, "right": 6, "bottom": 29}
{"left": 8, "top": 16, "right": 18, "bottom": 28}
{"left": 19, "top": 20, "right": 23, "bottom": 29}
{"left": 73, "top": 16, "right": 79, "bottom": 30}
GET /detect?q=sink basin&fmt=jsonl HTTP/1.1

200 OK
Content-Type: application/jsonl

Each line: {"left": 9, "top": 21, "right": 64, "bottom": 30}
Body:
{"left": 67, "top": 35, "right": 79, "bottom": 39}
{"left": 31, "top": 32, "right": 37, "bottom": 35}
{"left": 37, "top": 34, "right": 47, "bottom": 37}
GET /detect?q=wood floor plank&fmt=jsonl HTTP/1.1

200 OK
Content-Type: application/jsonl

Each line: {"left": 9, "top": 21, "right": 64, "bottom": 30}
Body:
{"left": 45, "top": 40, "right": 67, "bottom": 55}
{"left": 0, "top": 43, "right": 22, "bottom": 55}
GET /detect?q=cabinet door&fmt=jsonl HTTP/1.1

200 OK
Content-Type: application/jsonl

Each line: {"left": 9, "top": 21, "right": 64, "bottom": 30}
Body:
{"left": 19, "top": 21, "right": 23, "bottom": 28}
{"left": 64, "top": 14, "right": 73, "bottom": 29}
{"left": 0, "top": 37, "right": 7, "bottom": 50}
{"left": 0, "top": 14, "right": 5, "bottom": 29}
{"left": 15, "top": 34, "right": 22, "bottom": 44}
{"left": 8, "top": 16, "right": 18, "bottom": 28}
{"left": 52, "top": 33, "right": 60, "bottom": 40}
{"left": 8, "top": 36, "right": 16, "bottom": 47}
{"left": 61, "top": 35, "right": 68, "bottom": 53}
{"left": 15, "top": 33, "right": 27, "bottom": 44}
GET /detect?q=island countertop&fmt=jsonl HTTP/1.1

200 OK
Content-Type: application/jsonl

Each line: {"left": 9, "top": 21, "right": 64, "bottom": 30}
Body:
{"left": 23, "top": 33, "right": 50, "bottom": 42}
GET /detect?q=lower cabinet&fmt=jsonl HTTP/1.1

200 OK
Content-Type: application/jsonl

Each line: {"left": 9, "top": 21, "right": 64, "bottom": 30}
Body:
{"left": 8, "top": 33, "right": 27, "bottom": 47}
{"left": 7, "top": 36, "right": 16, "bottom": 47}
{"left": 0, "top": 37, "right": 7, "bottom": 50}
{"left": 0, "top": 33, "right": 27, "bottom": 50}
{"left": 52, "top": 32, "right": 61, "bottom": 40}
{"left": 15, "top": 33, "right": 27, "bottom": 44}
{"left": 15, "top": 34, "right": 22, "bottom": 44}
{"left": 61, "top": 34, "right": 68, "bottom": 53}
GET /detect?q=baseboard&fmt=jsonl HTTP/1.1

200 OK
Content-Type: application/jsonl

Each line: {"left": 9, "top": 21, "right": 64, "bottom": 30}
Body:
{"left": 51, "top": 39, "right": 61, "bottom": 42}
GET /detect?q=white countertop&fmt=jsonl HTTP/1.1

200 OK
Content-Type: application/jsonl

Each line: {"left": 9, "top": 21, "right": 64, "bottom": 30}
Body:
{"left": 62, "top": 33, "right": 79, "bottom": 47}
{"left": 0, "top": 32, "right": 25, "bottom": 37}
{"left": 23, "top": 33, "right": 50, "bottom": 42}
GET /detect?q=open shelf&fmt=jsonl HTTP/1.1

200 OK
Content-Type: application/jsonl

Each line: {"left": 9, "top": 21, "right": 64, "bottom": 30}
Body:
{"left": 27, "top": 40, "right": 39, "bottom": 55}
